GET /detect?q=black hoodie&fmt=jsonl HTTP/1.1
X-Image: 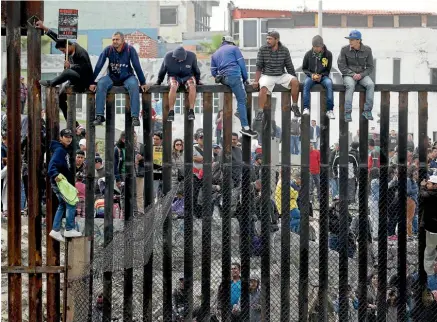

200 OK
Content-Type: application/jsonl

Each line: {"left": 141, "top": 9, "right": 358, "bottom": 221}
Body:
{"left": 302, "top": 46, "right": 333, "bottom": 77}
{"left": 421, "top": 186, "right": 437, "bottom": 233}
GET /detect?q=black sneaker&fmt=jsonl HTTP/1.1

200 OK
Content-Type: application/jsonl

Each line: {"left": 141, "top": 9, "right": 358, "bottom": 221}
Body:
{"left": 39, "top": 80, "right": 51, "bottom": 87}
{"left": 168, "top": 110, "right": 175, "bottom": 122}
{"left": 240, "top": 127, "right": 258, "bottom": 138}
{"left": 187, "top": 109, "right": 195, "bottom": 121}
{"left": 132, "top": 116, "right": 140, "bottom": 126}
{"left": 93, "top": 115, "right": 105, "bottom": 126}
{"left": 255, "top": 111, "right": 263, "bottom": 121}
{"left": 234, "top": 112, "right": 240, "bottom": 119}
{"left": 290, "top": 103, "right": 301, "bottom": 117}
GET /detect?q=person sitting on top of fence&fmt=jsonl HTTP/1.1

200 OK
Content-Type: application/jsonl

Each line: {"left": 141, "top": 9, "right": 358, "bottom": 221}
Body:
{"left": 90, "top": 31, "right": 149, "bottom": 127}
{"left": 35, "top": 20, "right": 93, "bottom": 128}
{"left": 252, "top": 31, "right": 301, "bottom": 121}
{"left": 337, "top": 30, "right": 375, "bottom": 122}
{"left": 155, "top": 46, "right": 201, "bottom": 122}
{"left": 302, "top": 35, "right": 335, "bottom": 120}
{"left": 210, "top": 36, "right": 257, "bottom": 138}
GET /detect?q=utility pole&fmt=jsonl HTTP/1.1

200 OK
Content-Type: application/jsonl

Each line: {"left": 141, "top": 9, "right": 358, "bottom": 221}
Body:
{"left": 318, "top": 0, "right": 323, "bottom": 36}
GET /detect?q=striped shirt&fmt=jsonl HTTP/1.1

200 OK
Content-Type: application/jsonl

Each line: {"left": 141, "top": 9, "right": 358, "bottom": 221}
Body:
{"left": 256, "top": 42, "right": 296, "bottom": 77}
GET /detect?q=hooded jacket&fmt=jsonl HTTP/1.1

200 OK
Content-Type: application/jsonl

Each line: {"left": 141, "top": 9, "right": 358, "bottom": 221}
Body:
{"left": 47, "top": 140, "right": 73, "bottom": 184}
{"left": 157, "top": 48, "right": 201, "bottom": 84}
{"left": 302, "top": 46, "right": 333, "bottom": 77}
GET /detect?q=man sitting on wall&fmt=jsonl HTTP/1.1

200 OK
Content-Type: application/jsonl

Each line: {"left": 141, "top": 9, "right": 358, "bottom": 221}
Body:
{"left": 155, "top": 46, "right": 201, "bottom": 122}
{"left": 35, "top": 21, "right": 93, "bottom": 127}
{"left": 90, "top": 31, "right": 149, "bottom": 127}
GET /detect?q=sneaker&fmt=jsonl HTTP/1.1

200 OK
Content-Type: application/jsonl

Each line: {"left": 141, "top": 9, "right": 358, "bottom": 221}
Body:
{"left": 290, "top": 103, "right": 301, "bottom": 117}
{"left": 49, "top": 230, "right": 65, "bottom": 242}
{"left": 167, "top": 110, "right": 175, "bottom": 122}
{"left": 326, "top": 110, "right": 335, "bottom": 119}
{"left": 39, "top": 80, "right": 51, "bottom": 87}
{"left": 234, "top": 112, "right": 240, "bottom": 119}
{"left": 362, "top": 111, "right": 374, "bottom": 120}
{"left": 344, "top": 113, "right": 352, "bottom": 122}
{"left": 131, "top": 116, "right": 140, "bottom": 126}
{"left": 64, "top": 229, "right": 82, "bottom": 238}
{"left": 93, "top": 115, "right": 105, "bottom": 126}
{"left": 187, "top": 109, "right": 195, "bottom": 121}
{"left": 240, "top": 127, "right": 258, "bottom": 138}
{"left": 255, "top": 111, "right": 263, "bottom": 121}
{"left": 302, "top": 108, "right": 310, "bottom": 116}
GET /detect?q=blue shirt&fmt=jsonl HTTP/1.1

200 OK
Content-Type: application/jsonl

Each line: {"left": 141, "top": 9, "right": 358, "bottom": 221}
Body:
{"left": 230, "top": 280, "right": 241, "bottom": 306}
{"left": 428, "top": 274, "right": 437, "bottom": 291}
{"left": 211, "top": 43, "right": 248, "bottom": 82}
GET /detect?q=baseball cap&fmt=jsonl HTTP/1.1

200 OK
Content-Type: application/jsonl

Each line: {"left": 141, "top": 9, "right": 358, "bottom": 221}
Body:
{"left": 345, "top": 30, "right": 362, "bottom": 40}
{"left": 213, "top": 144, "right": 221, "bottom": 149}
{"left": 60, "top": 129, "right": 73, "bottom": 137}
{"left": 79, "top": 138, "right": 86, "bottom": 147}
{"left": 197, "top": 131, "right": 204, "bottom": 138}
{"left": 255, "top": 154, "right": 262, "bottom": 161}
{"left": 429, "top": 175, "right": 437, "bottom": 184}
{"left": 222, "top": 35, "right": 235, "bottom": 44}
{"left": 95, "top": 156, "right": 103, "bottom": 164}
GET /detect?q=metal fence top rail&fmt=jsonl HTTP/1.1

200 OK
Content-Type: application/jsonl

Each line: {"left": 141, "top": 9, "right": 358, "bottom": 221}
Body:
{"left": 65, "top": 84, "right": 437, "bottom": 94}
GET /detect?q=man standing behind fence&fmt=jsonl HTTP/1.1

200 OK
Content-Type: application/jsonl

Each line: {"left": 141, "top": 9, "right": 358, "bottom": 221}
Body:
{"left": 155, "top": 46, "right": 201, "bottom": 122}
{"left": 337, "top": 30, "right": 375, "bottom": 122}
{"left": 211, "top": 36, "right": 257, "bottom": 138}
{"left": 90, "top": 31, "right": 149, "bottom": 127}
{"left": 252, "top": 31, "right": 301, "bottom": 120}
{"left": 422, "top": 176, "right": 437, "bottom": 275}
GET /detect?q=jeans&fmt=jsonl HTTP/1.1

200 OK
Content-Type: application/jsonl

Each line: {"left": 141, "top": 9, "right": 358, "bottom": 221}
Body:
{"left": 330, "top": 178, "right": 338, "bottom": 198}
{"left": 216, "top": 129, "right": 222, "bottom": 145}
{"left": 96, "top": 75, "right": 140, "bottom": 117}
{"left": 343, "top": 75, "right": 374, "bottom": 113}
{"left": 291, "top": 135, "right": 300, "bottom": 155}
{"left": 51, "top": 184, "right": 76, "bottom": 232}
{"left": 290, "top": 208, "right": 301, "bottom": 233}
{"left": 222, "top": 76, "right": 249, "bottom": 127}
{"left": 329, "top": 234, "right": 356, "bottom": 258}
{"left": 310, "top": 173, "right": 320, "bottom": 200}
{"left": 303, "top": 76, "right": 334, "bottom": 111}
{"left": 424, "top": 230, "right": 437, "bottom": 275}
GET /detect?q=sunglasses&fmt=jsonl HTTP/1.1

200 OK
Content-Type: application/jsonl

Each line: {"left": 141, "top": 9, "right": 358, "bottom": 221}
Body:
{"left": 175, "top": 143, "right": 183, "bottom": 146}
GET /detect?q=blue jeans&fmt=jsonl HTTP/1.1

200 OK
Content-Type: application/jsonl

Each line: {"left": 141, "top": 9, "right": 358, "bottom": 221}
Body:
{"left": 51, "top": 184, "right": 76, "bottom": 232}
{"left": 222, "top": 76, "right": 249, "bottom": 127}
{"left": 96, "top": 75, "right": 140, "bottom": 117}
{"left": 329, "top": 234, "right": 356, "bottom": 258}
{"left": 330, "top": 178, "right": 338, "bottom": 198}
{"left": 343, "top": 75, "right": 374, "bottom": 113}
{"left": 303, "top": 76, "right": 334, "bottom": 111}
{"left": 311, "top": 174, "right": 320, "bottom": 200}
{"left": 290, "top": 208, "right": 301, "bottom": 233}
{"left": 291, "top": 135, "right": 300, "bottom": 155}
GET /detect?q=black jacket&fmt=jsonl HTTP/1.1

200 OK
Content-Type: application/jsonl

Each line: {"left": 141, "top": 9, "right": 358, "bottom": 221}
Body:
{"left": 157, "top": 50, "right": 201, "bottom": 84}
{"left": 302, "top": 46, "right": 333, "bottom": 77}
{"left": 421, "top": 187, "right": 437, "bottom": 233}
{"left": 46, "top": 29, "right": 94, "bottom": 87}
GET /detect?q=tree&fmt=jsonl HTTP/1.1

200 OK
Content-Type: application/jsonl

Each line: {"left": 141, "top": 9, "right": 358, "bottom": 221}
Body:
{"left": 199, "top": 34, "right": 224, "bottom": 54}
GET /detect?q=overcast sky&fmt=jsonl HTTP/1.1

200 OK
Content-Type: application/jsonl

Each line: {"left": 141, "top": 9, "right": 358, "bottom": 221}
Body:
{"left": 211, "top": 0, "right": 437, "bottom": 31}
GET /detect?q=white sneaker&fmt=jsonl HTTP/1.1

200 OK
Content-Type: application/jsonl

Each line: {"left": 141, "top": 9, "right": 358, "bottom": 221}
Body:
{"left": 49, "top": 230, "right": 65, "bottom": 242}
{"left": 302, "top": 108, "right": 310, "bottom": 115}
{"left": 64, "top": 229, "right": 82, "bottom": 238}
{"left": 326, "top": 110, "right": 335, "bottom": 119}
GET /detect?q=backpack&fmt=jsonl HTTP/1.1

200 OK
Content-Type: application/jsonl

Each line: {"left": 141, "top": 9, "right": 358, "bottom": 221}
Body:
{"left": 94, "top": 199, "right": 123, "bottom": 219}
{"left": 56, "top": 174, "right": 79, "bottom": 206}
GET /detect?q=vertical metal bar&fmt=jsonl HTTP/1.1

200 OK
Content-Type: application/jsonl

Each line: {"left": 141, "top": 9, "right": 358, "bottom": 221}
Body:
{"left": 261, "top": 95, "right": 271, "bottom": 322}
{"left": 142, "top": 92, "right": 154, "bottom": 321}
{"left": 123, "top": 95, "right": 134, "bottom": 322}
{"left": 85, "top": 93, "right": 95, "bottom": 322}
{"left": 45, "top": 87, "right": 61, "bottom": 322}
{"left": 184, "top": 93, "right": 194, "bottom": 320}
{"left": 240, "top": 92, "right": 253, "bottom": 322}
{"left": 299, "top": 91, "right": 311, "bottom": 322}
{"left": 319, "top": 90, "right": 331, "bottom": 322}
{"left": 201, "top": 92, "right": 213, "bottom": 320}
{"left": 357, "top": 92, "right": 369, "bottom": 321}
{"left": 377, "top": 92, "right": 390, "bottom": 322}
{"left": 103, "top": 93, "right": 115, "bottom": 321}
{"left": 338, "top": 92, "right": 349, "bottom": 322}
{"left": 26, "top": 1, "right": 43, "bottom": 319}
{"left": 6, "top": 2, "right": 22, "bottom": 320}
{"left": 162, "top": 93, "right": 173, "bottom": 321}
{"left": 221, "top": 92, "right": 233, "bottom": 322}
{"left": 280, "top": 92, "right": 291, "bottom": 322}
{"left": 67, "top": 93, "right": 77, "bottom": 184}
{"left": 417, "top": 92, "right": 428, "bottom": 287}
{"left": 397, "top": 91, "right": 408, "bottom": 321}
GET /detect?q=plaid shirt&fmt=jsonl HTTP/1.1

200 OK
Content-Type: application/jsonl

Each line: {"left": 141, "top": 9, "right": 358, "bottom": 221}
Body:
{"left": 20, "top": 83, "right": 27, "bottom": 102}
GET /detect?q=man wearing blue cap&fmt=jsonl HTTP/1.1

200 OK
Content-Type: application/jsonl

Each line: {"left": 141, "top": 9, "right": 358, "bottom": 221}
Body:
{"left": 338, "top": 30, "right": 375, "bottom": 122}
{"left": 156, "top": 46, "right": 201, "bottom": 122}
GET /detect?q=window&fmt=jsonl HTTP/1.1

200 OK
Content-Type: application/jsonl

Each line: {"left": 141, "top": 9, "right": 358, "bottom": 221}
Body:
{"left": 431, "top": 68, "right": 437, "bottom": 85}
{"left": 233, "top": 20, "right": 240, "bottom": 43}
{"left": 244, "top": 58, "right": 257, "bottom": 81}
{"left": 115, "top": 94, "right": 126, "bottom": 114}
{"left": 293, "top": 13, "right": 315, "bottom": 27}
{"left": 373, "top": 15, "right": 394, "bottom": 27}
{"left": 393, "top": 58, "right": 401, "bottom": 85}
{"left": 160, "top": 7, "right": 178, "bottom": 25}
{"left": 243, "top": 20, "right": 257, "bottom": 48}
{"left": 260, "top": 20, "right": 268, "bottom": 47}
{"left": 428, "top": 15, "right": 437, "bottom": 27}
{"left": 347, "top": 15, "right": 368, "bottom": 27}
{"left": 323, "top": 14, "right": 342, "bottom": 27}
{"left": 398, "top": 15, "right": 421, "bottom": 27}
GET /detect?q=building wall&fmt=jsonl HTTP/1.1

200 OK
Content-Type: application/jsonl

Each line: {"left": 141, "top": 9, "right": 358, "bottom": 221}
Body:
{"left": 159, "top": 1, "right": 189, "bottom": 43}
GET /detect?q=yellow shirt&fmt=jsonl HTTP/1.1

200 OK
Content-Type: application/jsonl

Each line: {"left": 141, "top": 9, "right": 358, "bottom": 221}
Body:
{"left": 275, "top": 179, "right": 298, "bottom": 215}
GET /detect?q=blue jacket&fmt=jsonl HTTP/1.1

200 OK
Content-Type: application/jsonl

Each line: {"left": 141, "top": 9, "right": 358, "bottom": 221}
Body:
{"left": 211, "top": 43, "right": 248, "bottom": 82}
{"left": 407, "top": 178, "right": 418, "bottom": 204}
{"left": 47, "top": 140, "right": 73, "bottom": 184}
{"left": 157, "top": 50, "right": 201, "bottom": 84}
{"left": 93, "top": 44, "right": 146, "bottom": 85}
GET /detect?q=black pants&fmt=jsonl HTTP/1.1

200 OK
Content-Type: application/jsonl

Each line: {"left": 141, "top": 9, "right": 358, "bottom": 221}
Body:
{"left": 21, "top": 100, "right": 26, "bottom": 114}
{"left": 52, "top": 69, "right": 83, "bottom": 123}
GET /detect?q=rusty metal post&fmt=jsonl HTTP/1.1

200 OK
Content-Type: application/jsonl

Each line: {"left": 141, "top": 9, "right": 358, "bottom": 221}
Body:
{"left": 6, "top": 1, "right": 23, "bottom": 321}
{"left": 26, "top": 2, "right": 44, "bottom": 321}
{"left": 45, "top": 87, "right": 61, "bottom": 322}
